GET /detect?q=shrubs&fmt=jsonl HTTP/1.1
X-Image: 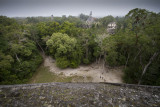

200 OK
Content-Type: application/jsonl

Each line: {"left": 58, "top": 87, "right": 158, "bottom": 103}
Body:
{"left": 106, "top": 51, "right": 118, "bottom": 66}
{"left": 123, "top": 63, "right": 142, "bottom": 84}
{"left": 83, "top": 58, "right": 90, "bottom": 64}
{"left": 70, "top": 60, "right": 79, "bottom": 68}
{"left": 56, "top": 57, "right": 69, "bottom": 68}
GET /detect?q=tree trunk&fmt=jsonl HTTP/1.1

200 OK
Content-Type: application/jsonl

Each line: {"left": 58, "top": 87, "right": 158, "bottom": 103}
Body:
{"left": 32, "top": 34, "right": 45, "bottom": 55}
{"left": 135, "top": 33, "right": 138, "bottom": 46}
{"left": 98, "top": 54, "right": 102, "bottom": 64}
{"left": 85, "top": 47, "right": 88, "bottom": 59}
{"left": 125, "top": 53, "right": 130, "bottom": 69}
{"left": 85, "top": 40, "right": 88, "bottom": 59}
{"left": 138, "top": 52, "right": 159, "bottom": 85}
{"left": 15, "top": 53, "right": 20, "bottom": 63}
{"left": 96, "top": 57, "right": 98, "bottom": 64}
{"left": 134, "top": 48, "right": 142, "bottom": 61}
{"left": 140, "top": 55, "right": 144, "bottom": 68}
{"left": 103, "top": 52, "right": 106, "bottom": 73}
{"left": 36, "top": 40, "right": 45, "bottom": 55}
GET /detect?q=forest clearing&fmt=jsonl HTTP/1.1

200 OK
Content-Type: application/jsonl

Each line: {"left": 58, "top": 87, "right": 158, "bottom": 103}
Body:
{"left": 29, "top": 55, "right": 123, "bottom": 83}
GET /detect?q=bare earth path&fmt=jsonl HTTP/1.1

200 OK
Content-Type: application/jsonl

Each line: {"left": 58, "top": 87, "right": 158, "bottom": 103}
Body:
{"left": 43, "top": 55, "right": 124, "bottom": 83}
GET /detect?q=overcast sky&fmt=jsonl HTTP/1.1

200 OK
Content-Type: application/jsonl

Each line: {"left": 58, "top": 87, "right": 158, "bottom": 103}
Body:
{"left": 0, "top": 0, "right": 160, "bottom": 17}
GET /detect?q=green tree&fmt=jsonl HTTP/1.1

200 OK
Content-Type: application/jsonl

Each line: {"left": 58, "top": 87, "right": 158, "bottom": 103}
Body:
{"left": 99, "top": 15, "right": 114, "bottom": 27}
{"left": 0, "top": 16, "right": 43, "bottom": 84}
{"left": 118, "top": 8, "right": 160, "bottom": 85}
{"left": 46, "top": 33, "right": 81, "bottom": 68}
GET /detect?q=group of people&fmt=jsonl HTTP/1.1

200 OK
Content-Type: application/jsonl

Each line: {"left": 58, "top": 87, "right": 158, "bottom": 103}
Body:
{"left": 100, "top": 75, "right": 106, "bottom": 82}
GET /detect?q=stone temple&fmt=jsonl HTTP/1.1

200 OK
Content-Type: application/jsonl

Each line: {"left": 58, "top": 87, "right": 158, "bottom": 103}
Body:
{"left": 86, "top": 11, "right": 95, "bottom": 28}
{"left": 107, "top": 22, "right": 117, "bottom": 34}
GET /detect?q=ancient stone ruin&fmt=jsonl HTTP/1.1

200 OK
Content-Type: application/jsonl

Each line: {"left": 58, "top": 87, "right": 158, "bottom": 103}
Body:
{"left": 107, "top": 22, "right": 117, "bottom": 34}
{"left": 0, "top": 82, "right": 160, "bottom": 106}
{"left": 86, "top": 11, "right": 95, "bottom": 28}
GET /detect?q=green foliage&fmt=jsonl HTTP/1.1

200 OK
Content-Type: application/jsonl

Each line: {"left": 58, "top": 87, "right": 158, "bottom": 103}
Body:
{"left": 79, "top": 13, "right": 89, "bottom": 21}
{"left": 47, "top": 32, "right": 82, "bottom": 68}
{"left": 56, "top": 57, "right": 70, "bottom": 69}
{"left": 93, "top": 46, "right": 101, "bottom": 58}
{"left": 99, "top": 15, "right": 114, "bottom": 27}
{"left": 106, "top": 51, "right": 118, "bottom": 66}
{"left": 83, "top": 58, "right": 90, "bottom": 64}
{"left": 119, "top": 8, "right": 160, "bottom": 85}
{"left": 141, "top": 57, "right": 160, "bottom": 85}
{"left": 123, "top": 65, "right": 141, "bottom": 84}
{"left": 46, "top": 33, "right": 77, "bottom": 56}
{"left": 26, "top": 17, "right": 39, "bottom": 24}
{"left": 70, "top": 60, "right": 79, "bottom": 68}
{"left": 59, "top": 21, "right": 80, "bottom": 37}
{"left": 69, "top": 45, "right": 82, "bottom": 68}
{"left": 1, "top": 8, "right": 160, "bottom": 86}
{"left": 0, "top": 16, "right": 43, "bottom": 85}
{"left": 78, "top": 29, "right": 98, "bottom": 64}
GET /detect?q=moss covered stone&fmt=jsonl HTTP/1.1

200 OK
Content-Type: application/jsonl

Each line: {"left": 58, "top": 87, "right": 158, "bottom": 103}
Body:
{"left": 0, "top": 82, "right": 160, "bottom": 107}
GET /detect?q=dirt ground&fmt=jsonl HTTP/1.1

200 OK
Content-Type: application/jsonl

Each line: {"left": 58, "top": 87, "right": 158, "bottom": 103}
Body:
{"left": 43, "top": 55, "right": 124, "bottom": 83}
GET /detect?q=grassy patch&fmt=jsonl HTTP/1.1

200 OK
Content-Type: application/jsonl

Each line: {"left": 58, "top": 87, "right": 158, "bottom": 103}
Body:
{"left": 28, "top": 65, "right": 56, "bottom": 83}
{"left": 72, "top": 75, "right": 93, "bottom": 82}
{"left": 28, "top": 65, "right": 89, "bottom": 84}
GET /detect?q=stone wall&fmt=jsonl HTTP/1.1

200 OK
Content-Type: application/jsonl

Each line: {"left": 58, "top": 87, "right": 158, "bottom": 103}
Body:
{"left": 0, "top": 82, "right": 160, "bottom": 107}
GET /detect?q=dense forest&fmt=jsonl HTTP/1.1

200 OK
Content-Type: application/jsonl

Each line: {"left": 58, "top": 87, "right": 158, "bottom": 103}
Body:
{"left": 0, "top": 8, "right": 160, "bottom": 85}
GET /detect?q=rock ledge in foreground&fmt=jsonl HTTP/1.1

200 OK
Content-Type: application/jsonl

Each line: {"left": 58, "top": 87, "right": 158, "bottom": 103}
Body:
{"left": 0, "top": 82, "right": 160, "bottom": 107}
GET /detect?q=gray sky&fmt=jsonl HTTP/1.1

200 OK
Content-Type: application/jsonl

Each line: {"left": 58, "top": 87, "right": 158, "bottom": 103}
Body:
{"left": 0, "top": 0, "right": 160, "bottom": 17}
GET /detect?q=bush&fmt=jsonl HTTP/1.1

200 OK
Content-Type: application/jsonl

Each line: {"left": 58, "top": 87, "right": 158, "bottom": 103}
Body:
{"left": 123, "top": 64, "right": 142, "bottom": 84}
{"left": 106, "top": 51, "right": 118, "bottom": 66}
{"left": 141, "top": 60, "right": 160, "bottom": 85}
{"left": 118, "top": 54, "right": 126, "bottom": 65}
{"left": 56, "top": 57, "right": 70, "bottom": 68}
{"left": 83, "top": 58, "right": 89, "bottom": 64}
{"left": 70, "top": 60, "right": 79, "bottom": 68}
